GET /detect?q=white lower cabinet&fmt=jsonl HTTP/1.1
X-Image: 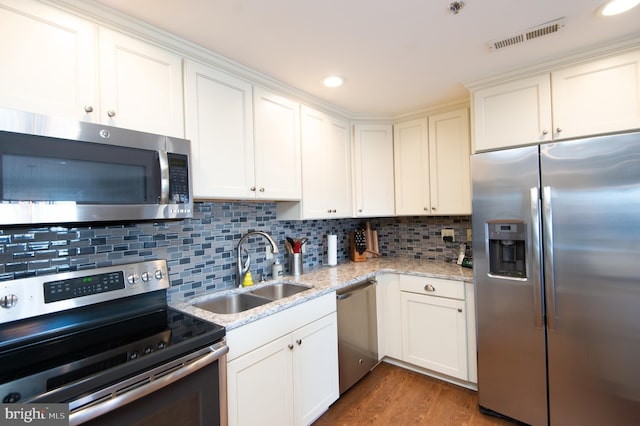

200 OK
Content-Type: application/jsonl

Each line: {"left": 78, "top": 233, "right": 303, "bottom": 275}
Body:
{"left": 226, "top": 293, "right": 338, "bottom": 426}
{"left": 401, "top": 291, "right": 468, "bottom": 380}
{"left": 377, "top": 273, "right": 476, "bottom": 387}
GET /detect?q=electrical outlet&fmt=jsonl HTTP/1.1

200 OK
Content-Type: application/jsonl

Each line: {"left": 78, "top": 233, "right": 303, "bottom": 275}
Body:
{"left": 442, "top": 228, "right": 455, "bottom": 242}
{"left": 467, "top": 228, "right": 472, "bottom": 241}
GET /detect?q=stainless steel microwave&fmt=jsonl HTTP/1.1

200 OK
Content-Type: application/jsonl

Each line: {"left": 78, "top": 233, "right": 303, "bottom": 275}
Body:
{"left": 0, "top": 108, "right": 192, "bottom": 225}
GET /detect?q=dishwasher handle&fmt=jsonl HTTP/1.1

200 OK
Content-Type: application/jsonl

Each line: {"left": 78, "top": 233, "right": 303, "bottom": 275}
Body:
{"left": 336, "top": 279, "right": 377, "bottom": 300}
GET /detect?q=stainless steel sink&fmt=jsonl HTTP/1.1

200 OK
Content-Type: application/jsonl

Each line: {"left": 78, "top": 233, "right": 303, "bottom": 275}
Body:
{"left": 193, "top": 282, "right": 312, "bottom": 315}
{"left": 194, "top": 292, "right": 272, "bottom": 315}
{"left": 249, "top": 283, "right": 311, "bottom": 300}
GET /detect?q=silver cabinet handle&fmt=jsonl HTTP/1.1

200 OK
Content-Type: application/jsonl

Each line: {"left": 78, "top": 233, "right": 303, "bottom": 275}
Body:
{"left": 424, "top": 284, "right": 435, "bottom": 292}
{"left": 259, "top": 187, "right": 265, "bottom": 192}
{"left": 542, "top": 186, "right": 557, "bottom": 329}
{"left": 555, "top": 127, "right": 562, "bottom": 133}
{"left": 84, "top": 105, "right": 94, "bottom": 113}
{"left": 288, "top": 344, "right": 294, "bottom": 350}
{"left": 250, "top": 187, "right": 256, "bottom": 192}
{"left": 107, "top": 110, "right": 116, "bottom": 118}
{"left": 542, "top": 129, "right": 548, "bottom": 136}
{"left": 296, "top": 339, "right": 302, "bottom": 345}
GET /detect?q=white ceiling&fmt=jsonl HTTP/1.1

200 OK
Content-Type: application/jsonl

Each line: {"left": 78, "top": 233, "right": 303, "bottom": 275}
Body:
{"left": 93, "top": 0, "right": 640, "bottom": 117}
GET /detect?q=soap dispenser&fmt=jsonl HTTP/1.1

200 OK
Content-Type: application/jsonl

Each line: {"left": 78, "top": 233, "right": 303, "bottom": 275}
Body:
{"left": 272, "top": 259, "right": 283, "bottom": 279}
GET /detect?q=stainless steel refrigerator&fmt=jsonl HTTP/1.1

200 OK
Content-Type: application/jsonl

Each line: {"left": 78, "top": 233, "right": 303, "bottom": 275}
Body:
{"left": 471, "top": 131, "right": 640, "bottom": 426}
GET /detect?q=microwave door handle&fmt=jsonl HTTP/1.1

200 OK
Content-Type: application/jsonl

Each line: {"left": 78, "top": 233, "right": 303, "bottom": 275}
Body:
{"left": 159, "top": 150, "right": 170, "bottom": 204}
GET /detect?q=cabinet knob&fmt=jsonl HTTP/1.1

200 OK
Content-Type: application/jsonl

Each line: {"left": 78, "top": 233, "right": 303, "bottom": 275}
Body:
{"left": 423, "top": 207, "right": 429, "bottom": 211}
{"left": 0, "top": 294, "right": 18, "bottom": 309}
{"left": 296, "top": 339, "right": 302, "bottom": 346}
{"left": 458, "top": 308, "right": 463, "bottom": 313}
{"left": 288, "top": 344, "right": 294, "bottom": 350}
{"left": 250, "top": 187, "right": 256, "bottom": 192}
{"left": 542, "top": 129, "right": 548, "bottom": 136}
{"left": 107, "top": 110, "right": 116, "bottom": 118}
{"left": 358, "top": 209, "right": 363, "bottom": 213}
{"left": 424, "top": 284, "right": 436, "bottom": 292}
{"left": 332, "top": 209, "right": 337, "bottom": 213}
{"left": 84, "top": 105, "right": 94, "bottom": 113}
{"left": 555, "top": 127, "right": 562, "bottom": 133}
{"left": 259, "top": 187, "right": 265, "bottom": 192}
{"left": 431, "top": 207, "right": 437, "bottom": 211}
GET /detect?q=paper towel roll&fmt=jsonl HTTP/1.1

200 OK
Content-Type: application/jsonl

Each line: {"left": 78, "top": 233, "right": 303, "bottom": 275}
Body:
{"left": 327, "top": 234, "right": 337, "bottom": 266}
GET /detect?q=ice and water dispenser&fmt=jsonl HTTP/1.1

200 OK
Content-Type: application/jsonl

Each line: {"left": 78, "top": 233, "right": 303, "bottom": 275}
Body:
{"left": 487, "top": 220, "right": 526, "bottom": 279}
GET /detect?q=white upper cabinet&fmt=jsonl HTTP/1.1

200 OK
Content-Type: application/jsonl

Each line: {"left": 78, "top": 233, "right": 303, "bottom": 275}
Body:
{"left": 353, "top": 124, "right": 395, "bottom": 217}
{"left": 394, "top": 109, "right": 471, "bottom": 216}
{"left": 472, "top": 48, "right": 640, "bottom": 152}
{"left": 184, "top": 60, "right": 255, "bottom": 199}
{"left": 428, "top": 108, "right": 471, "bottom": 215}
{"left": 394, "top": 118, "right": 430, "bottom": 215}
{"left": 277, "top": 106, "right": 352, "bottom": 219}
{"left": 0, "top": 0, "right": 96, "bottom": 121}
{"left": 98, "top": 28, "right": 184, "bottom": 137}
{"left": 253, "top": 87, "right": 302, "bottom": 201}
{"left": 0, "top": 0, "right": 185, "bottom": 137}
{"left": 551, "top": 49, "right": 640, "bottom": 140}
{"left": 472, "top": 74, "right": 552, "bottom": 152}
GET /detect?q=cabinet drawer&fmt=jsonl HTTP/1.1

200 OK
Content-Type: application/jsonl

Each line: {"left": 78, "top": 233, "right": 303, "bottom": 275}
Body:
{"left": 399, "top": 275, "right": 464, "bottom": 300}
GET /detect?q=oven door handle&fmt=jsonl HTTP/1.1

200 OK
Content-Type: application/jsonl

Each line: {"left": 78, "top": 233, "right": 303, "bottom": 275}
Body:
{"left": 68, "top": 341, "right": 228, "bottom": 426}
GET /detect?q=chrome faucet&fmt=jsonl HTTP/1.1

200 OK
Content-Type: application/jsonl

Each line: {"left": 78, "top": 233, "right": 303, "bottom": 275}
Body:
{"left": 236, "top": 231, "right": 279, "bottom": 287}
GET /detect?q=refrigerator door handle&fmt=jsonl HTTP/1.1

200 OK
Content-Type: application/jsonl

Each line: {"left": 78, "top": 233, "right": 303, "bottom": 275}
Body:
{"left": 530, "top": 187, "right": 544, "bottom": 328}
{"left": 542, "top": 186, "right": 557, "bottom": 329}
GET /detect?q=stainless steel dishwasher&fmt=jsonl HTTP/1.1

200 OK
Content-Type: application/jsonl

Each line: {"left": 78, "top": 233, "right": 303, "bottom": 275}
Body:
{"left": 336, "top": 278, "right": 379, "bottom": 394}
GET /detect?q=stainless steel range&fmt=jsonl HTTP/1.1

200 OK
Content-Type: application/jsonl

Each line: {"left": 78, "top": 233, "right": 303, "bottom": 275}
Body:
{"left": 0, "top": 259, "right": 227, "bottom": 425}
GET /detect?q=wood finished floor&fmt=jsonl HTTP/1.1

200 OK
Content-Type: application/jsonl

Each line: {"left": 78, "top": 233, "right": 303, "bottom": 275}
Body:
{"left": 313, "top": 362, "right": 516, "bottom": 426}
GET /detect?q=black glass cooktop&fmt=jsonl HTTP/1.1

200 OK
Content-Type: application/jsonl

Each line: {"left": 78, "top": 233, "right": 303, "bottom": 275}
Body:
{"left": 0, "top": 306, "right": 224, "bottom": 404}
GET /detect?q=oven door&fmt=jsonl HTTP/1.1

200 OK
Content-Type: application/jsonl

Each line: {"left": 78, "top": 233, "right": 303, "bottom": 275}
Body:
{"left": 68, "top": 341, "right": 228, "bottom": 426}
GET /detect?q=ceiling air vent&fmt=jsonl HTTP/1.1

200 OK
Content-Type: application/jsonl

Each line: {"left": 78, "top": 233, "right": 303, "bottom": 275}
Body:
{"left": 488, "top": 18, "right": 566, "bottom": 51}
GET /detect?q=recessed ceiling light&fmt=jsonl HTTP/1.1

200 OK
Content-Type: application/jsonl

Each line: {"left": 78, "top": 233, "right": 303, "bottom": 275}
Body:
{"left": 322, "top": 76, "right": 345, "bottom": 88}
{"left": 599, "top": 0, "right": 640, "bottom": 16}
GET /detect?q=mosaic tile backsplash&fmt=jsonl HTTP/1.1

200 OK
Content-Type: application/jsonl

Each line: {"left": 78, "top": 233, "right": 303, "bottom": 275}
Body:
{"left": 0, "top": 202, "right": 471, "bottom": 302}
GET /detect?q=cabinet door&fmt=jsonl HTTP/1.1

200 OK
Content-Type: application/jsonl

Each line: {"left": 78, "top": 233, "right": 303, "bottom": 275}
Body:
{"left": 292, "top": 313, "right": 339, "bottom": 426}
{"left": 184, "top": 61, "right": 255, "bottom": 199}
{"left": 300, "top": 106, "right": 330, "bottom": 217}
{"left": 0, "top": 0, "right": 96, "bottom": 121}
{"left": 472, "top": 74, "right": 552, "bottom": 152}
{"left": 376, "top": 274, "right": 402, "bottom": 360}
{"left": 428, "top": 108, "right": 471, "bottom": 215}
{"left": 552, "top": 50, "right": 640, "bottom": 140}
{"left": 465, "top": 282, "right": 477, "bottom": 384}
{"left": 98, "top": 28, "right": 184, "bottom": 137}
{"left": 299, "top": 107, "right": 352, "bottom": 219}
{"left": 326, "top": 115, "right": 353, "bottom": 217}
{"left": 401, "top": 292, "right": 468, "bottom": 380}
{"left": 353, "top": 124, "right": 395, "bottom": 217}
{"left": 227, "top": 334, "right": 294, "bottom": 426}
{"left": 394, "top": 118, "right": 430, "bottom": 215}
{"left": 253, "top": 87, "right": 301, "bottom": 200}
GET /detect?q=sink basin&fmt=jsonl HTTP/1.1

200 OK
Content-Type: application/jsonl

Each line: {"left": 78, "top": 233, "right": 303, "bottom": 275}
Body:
{"left": 194, "top": 292, "right": 271, "bottom": 315}
{"left": 249, "top": 283, "right": 311, "bottom": 300}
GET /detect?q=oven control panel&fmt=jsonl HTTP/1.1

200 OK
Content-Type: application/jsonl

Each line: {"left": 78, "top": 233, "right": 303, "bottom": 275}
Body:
{"left": 0, "top": 259, "right": 170, "bottom": 324}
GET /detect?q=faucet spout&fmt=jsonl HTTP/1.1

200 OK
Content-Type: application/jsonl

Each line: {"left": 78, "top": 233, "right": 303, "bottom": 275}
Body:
{"left": 236, "top": 231, "right": 279, "bottom": 287}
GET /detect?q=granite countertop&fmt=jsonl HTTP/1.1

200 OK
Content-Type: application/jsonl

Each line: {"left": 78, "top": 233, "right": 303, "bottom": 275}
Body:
{"left": 171, "top": 258, "right": 474, "bottom": 330}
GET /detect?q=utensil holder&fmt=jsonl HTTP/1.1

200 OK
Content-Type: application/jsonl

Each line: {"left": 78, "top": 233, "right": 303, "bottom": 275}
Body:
{"left": 289, "top": 253, "right": 303, "bottom": 276}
